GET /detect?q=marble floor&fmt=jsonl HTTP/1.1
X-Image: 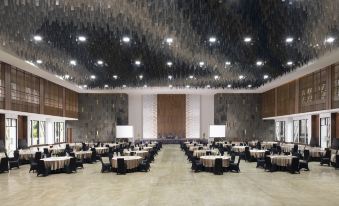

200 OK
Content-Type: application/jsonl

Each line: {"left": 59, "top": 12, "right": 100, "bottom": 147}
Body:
{"left": 1, "top": 145, "right": 339, "bottom": 206}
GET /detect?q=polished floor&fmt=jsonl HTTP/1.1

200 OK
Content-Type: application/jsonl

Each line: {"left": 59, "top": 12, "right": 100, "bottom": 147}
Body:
{"left": 1, "top": 145, "right": 339, "bottom": 206}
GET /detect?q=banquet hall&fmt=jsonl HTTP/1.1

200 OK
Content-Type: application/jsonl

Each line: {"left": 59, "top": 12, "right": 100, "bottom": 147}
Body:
{"left": 0, "top": 1, "right": 339, "bottom": 206}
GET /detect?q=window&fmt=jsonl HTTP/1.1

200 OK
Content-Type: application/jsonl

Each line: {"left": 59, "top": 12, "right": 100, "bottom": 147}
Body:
{"left": 293, "top": 119, "right": 308, "bottom": 144}
{"left": 5, "top": 119, "right": 17, "bottom": 156}
{"left": 30, "top": 120, "right": 46, "bottom": 145}
{"left": 275, "top": 121, "right": 285, "bottom": 142}
{"left": 54, "top": 122, "right": 65, "bottom": 143}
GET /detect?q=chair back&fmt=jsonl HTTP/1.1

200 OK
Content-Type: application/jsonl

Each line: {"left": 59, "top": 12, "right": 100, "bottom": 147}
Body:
{"left": 117, "top": 158, "right": 126, "bottom": 174}
{"left": 13, "top": 150, "right": 20, "bottom": 160}
{"left": 43, "top": 148, "right": 49, "bottom": 155}
{"left": 234, "top": 155, "right": 240, "bottom": 165}
{"left": 265, "top": 156, "right": 271, "bottom": 167}
{"left": 303, "top": 150, "right": 310, "bottom": 161}
{"left": 214, "top": 158, "right": 223, "bottom": 174}
{"left": 206, "top": 151, "right": 212, "bottom": 156}
{"left": 336, "top": 155, "right": 339, "bottom": 169}
{"left": 35, "top": 152, "right": 42, "bottom": 161}
{"left": 0, "top": 157, "right": 9, "bottom": 172}
{"left": 291, "top": 157, "right": 300, "bottom": 172}
{"left": 68, "top": 157, "right": 77, "bottom": 172}
{"left": 37, "top": 160, "right": 46, "bottom": 176}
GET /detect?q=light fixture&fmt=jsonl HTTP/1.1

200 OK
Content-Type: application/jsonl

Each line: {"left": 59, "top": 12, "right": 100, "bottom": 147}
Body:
{"left": 33, "top": 35, "right": 42, "bottom": 41}
{"left": 285, "top": 37, "right": 293, "bottom": 43}
{"left": 325, "top": 37, "right": 335, "bottom": 43}
{"left": 166, "top": 37, "right": 173, "bottom": 44}
{"left": 139, "top": 75, "right": 143, "bottom": 80}
{"left": 244, "top": 37, "right": 251, "bottom": 42}
{"left": 214, "top": 75, "right": 219, "bottom": 80}
{"left": 199, "top": 61, "right": 205, "bottom": 67}
{"left": 70, "top": 60, "right": 77, "bottom": 66}
{"left": 263, "top": 74, "right": 269, "bottom": 79}
{"left": 169, "top": 84, "right": 173, "bottom": 88}
{"left": 113, "top": 75, "right": 118, "bottom": 79}
{"left": 209, "top": 37, "right": 217, "bottom": 43}
{"left": 239, "top": 75, "right": 245, "bottom": 80}
{"left": 167, "top": 61, "right": 173, "bottom": 67}
{"left": 287, "top": 61, "right": 293, "bottom": 66}
{"left": 77, "top": 36, "right": 86, "bottom": 42}
{"left": 36, "top": 60, "right": 42, "bottom": 64}
{"left": 90, "top": 75, "right": 96, "bottom": 79}
{"left": 206, "top": 85, "right": 211, "bottom": 88}
{"left": 122, "top": 36, "right": 130, "bottom": 43}
{"left": 248, "top": 84, "right": 252, "bottom": 88}
{"left": 64, "top": 74, "right": 70, "bottom": 79}
{"left": 227, "top": 84, "right": 232, "bottom": 88}
{"left": 104, "top": 84, "right": 109, "bottom": 88}
{"left": 256, "top": 61, "right": 263, "bottom": 66}
{"left": 122, "top": 85, "right": 127, "bottom": 88}
{"left": 186, "top": 85, "right": 190, "bottom": 88}
{"left": 135, "top": 60, "right": 141, "bottom": 65}
{"left": 225, "top": 61, "right": 231, "bottom": 65}
{"left": 168, "top": 75, "right": 173, "bottom": 80}
{"left": 143, "top": 84, "right": 147, "bottom": 88}
{"left": 97, "top": 60, "right": 104, "bottom": 65}
{"left": 189, "top": 75, "right": 194, "bottom": 79}
{"left": 83, "top": 85, "right": 87, "bottom": 88}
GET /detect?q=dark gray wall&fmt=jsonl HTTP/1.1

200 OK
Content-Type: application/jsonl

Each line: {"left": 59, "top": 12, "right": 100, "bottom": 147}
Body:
{"left": 66, "top": 93, "right": 128, "bottom": 142}
{"left": 214, "top": 93, "right": 275, "bottom": 141}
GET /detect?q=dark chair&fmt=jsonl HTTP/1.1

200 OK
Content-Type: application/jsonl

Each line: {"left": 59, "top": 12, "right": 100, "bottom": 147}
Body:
{"left": 287, "top": 157, "right": 300, "bottom": 174}
{"left": 0, "top": 157, "right": 9, "bottom": 173}
{"left": 29, "top": 157, "right": 38, "bottom": 173}
{"left": 245, "top": 149, "right": 253, "bottom": 162}
{"left": 214, "top": 158, "right": 223, "bottom": 175}
{"left": 66, "top": 157, "right": 77, "bottom": 173}
{"left": 191, "top": 158, "right": 203, "bottom": 172}
{"left": 264, "top": 156, "right": 272, "bottom": 172}
{"left": 229, "top": 156, "right": 241, "bottom": 173}
{"left": 43, "top": 148, "right": 49, "bottom": 157}
{"left": 206, "top": 151, "right": 212, "bottom": 156}
{"left": 320, "top": 149, "right": 331, "bottom": 166}
{"left": 70, "top": 153, "right": 84, "bottom": 169}
{"left": 100, "top": 157, "right": 111, "bottom": 173}
{"left": 116, "top": 158, "right": 127, "bottom": 175}
{"left": 34, "top": 152, "right": 42, "bottom": 162}
{"left": 9, "top": 150, "right": 20, "bottom": 169}
{"left": 139, "top": 159, "right": 151, "bottom": 172}
{"left": 91, "top": 148, "right": 98, "bottom": 163}
{"left": 36, "top": 160, "right": 47, "bottom": 177}
{"left": 299, "top": 150, "right": 310, "bottom": 171}
{"left": 256, "top": 157, "right": 265, "bottom": 168}
{"left": 335, "top": 154, "right": 339, "bottom": 170}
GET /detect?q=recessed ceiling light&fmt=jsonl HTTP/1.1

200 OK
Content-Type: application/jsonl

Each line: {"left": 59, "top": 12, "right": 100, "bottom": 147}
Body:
{"left": 97, "top": 60, "right": 103, "bottom": 65}
{"left": 168, "top": 75, "right": 173, "bottom": 80}
{"left": 206, "top": 85, "right": 211, "bottom": 88}
{"left": 239, "top": 75, "right": 245, "bottom": 80}
{"left": 263, "top": 74, "right": 269, "bottom": 79}
{"left": 287, "top": 61, "right": 293, "bottom": 66}
{"left": 214, "top": 75, "right": 219, "bottom": 80}
{"left": 70, "top": 60, "right": 77, "bottom": 66}
{"left": 64, "top": 74, "right": 70, "bottom": 79}
{"left": 77, "top": 36, "right": 86, "bottom": 42}
{"left": 227, "top": 84, "right": 232, "bottom": 88}
{"left": 199, "top": 62, "right": 205, "bottom": 67}
{"left": 83, "top": 85, "right": 87, "bottom": 88}
{"left": 33, "top": 35, "right": 42, "bottom": 41}
{"left": 186, "top": 85, "right": 190, "bottom": 88}
{"left": 143, "top": 84, "right": 147, "bottom": 88}
{"left": 225, "top": 61, "right": 231, "bottom": 65}
{"left": 113, "top": 75, "right": 118, "bottom": 79}
{"left": 256, "top": 61, "right": 263, "bottom": 66}
{"left": 286, "top": 37, "right": 293, "bottom": 43}
{"left": 244, "top": 37, "right": 251, "bottom": 42}
{"left": 248, "top": 84, "right": 252, "bottom": 88}
{"left": 90, "top": 75, "right": 96, "bottom": 79}
{"left": 189, "top": 75, "right": 194, "bottom": 79}
{"left": 209, "top": 37, "right": 217, "bottom": 43}
{"left": 122, "top": 85, "right": 127, "bottom": 88}
{"left": 122, "top": 36, "right": 130, "bottom": 43}
{"left": 167, "top": 61, "right": 173, "bottom": 67}
{"left": 139, "top": 75, "right": 143, "bottom": 80}
{"left": 325, "top": 37, "right": 335, "bottom": 43}
{"left": 135, "top": 60, "right": 141, "bottom": 65}
{"left": 166, "top": 38, "right": 173, "bottom": 44}
{"left": 104, "top": 84, "right": 109, "bottom": 88}
{"left": 36, "top": 60, "right": 42, "bottom": 64}
{"left": 169, "top": 84, "right": 173, "bottom": 88}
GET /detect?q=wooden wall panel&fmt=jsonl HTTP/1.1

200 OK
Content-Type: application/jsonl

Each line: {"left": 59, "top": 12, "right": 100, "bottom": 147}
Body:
{"left": 262, "top": 89, "right": 275, "bottom": 117}
{"left": 0, "top": 114, "right": 5, "bottom": 149}
{"left": 311, "top": 115, "right": 320, "bottom": 146}
{"left": 157, "top": 94, "right": 186, "bottom": 138}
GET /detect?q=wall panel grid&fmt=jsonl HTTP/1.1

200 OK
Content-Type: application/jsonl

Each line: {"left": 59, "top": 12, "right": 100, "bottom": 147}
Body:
{"left": 142, "top": 95, "right": 157, "bottom": 139}
{"left": 186, "top": 94, "right": 200, "bottom": 138}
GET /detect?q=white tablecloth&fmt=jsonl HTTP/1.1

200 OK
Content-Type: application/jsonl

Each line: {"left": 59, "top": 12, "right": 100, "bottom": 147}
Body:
{"left": 269, "top": 155, "right": 296, "bottom": 167}
{"left": 111, "top": 156, "right": 142, "bottom": 169}
{"left": 123, "top": 150, "right": 148, "bottom": 159}
{"left": 193, "top": 150, "right": 219, "bottom": 158}
{"left": 75, "top": 151, "right": 92, "bottom": 159}
{"left": 200, "top": 156, "right": 230, "bottom": 168}
{"left": 232, "top": 146, "right": 246, "bottom": 153}
{"left": 95, "top": 147, "right": 109, "bottom": 154}
{"left": 250, "top": 150, "right": 266, "bottom": 158}
{"left": 42, "top": 157, "right": 71, "bottom": 170}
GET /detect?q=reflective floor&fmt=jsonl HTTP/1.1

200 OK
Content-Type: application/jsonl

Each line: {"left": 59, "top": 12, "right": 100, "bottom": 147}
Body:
{"left": 1, "top": 145, "right": 339, "bottom": 206}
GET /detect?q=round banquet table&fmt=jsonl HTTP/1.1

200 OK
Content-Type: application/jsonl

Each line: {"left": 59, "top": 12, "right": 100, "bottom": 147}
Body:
{"left": 261, "top": 142, "right": 276, "bottom": 149}
{"left": 232, "top": 146, "right": 246, "bottom": 153}
{"left": 200, "top": 155, "right": 230, "bottom": 168}
{"left": 123, "top": 150, "right": 148, "bottom": 159}
{"left": 49, "top": 148, "right": 65, "bottom": 154}
{"left": 142, "top": 146, "right": 153, "bottom": 151}
{"left": 74, "top": 151, "right": 92, "bottom": 159}
{"left": 42, "top": 157, "right": 71, "bottom": 170}
{"left": 95, "top": 147, "right": 109, "bottom": 154}
{"left": 307, "top": 148, "right": 325, "bottom": 158}
{"left": 19, "top": 150, "right": 35, "bottom": 160}
{"left": 268, "top": 155, "right": 296, "bottom": 167}
{"left": 250, "top": 150, "right": 266, "bottom": 158}
{"left": 111, "top": 156, "right": 142, "bottom": 170}
{"left": 193, "top": 150, "right": 219, "bottom": 158}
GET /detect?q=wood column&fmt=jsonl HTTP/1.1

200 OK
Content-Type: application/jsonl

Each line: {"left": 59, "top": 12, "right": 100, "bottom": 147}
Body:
{"left": 39, "top": 79, "right": 44, "bottom": 114}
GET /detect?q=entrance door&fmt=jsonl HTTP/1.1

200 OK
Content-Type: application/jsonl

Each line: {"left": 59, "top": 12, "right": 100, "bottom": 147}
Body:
{"left": 320, "top": 117, "right": 331, "bottom": 148}
{"left": 5, "top": 118, "right": 17, "bottom": 157}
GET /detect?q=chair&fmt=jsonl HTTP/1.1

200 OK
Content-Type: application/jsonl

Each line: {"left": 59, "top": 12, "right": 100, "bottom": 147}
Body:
{"left": 36, "top": 160, "right": 47, "bottom": 177}
{"left": 229, "top": 156, "right": 241, "bottom": 173}
{"left": 116, "top": 158, "right": 127, "bottom": 175}
{"left": 70, "top": 153, "right": 84, "bottom": 169}
{"left": 299, "top": 150, "right": 310, "bottom": 171}
{"left": 34, "top": 152, "right": 42, "bottom": 162}
{"left": 256, "top": 157, "right": 265, "bottom": 168}
{"left": 9, "top": 150, "right": 20, "bottom": 169}
{"left": 91, "top": 148, "right": 98, "bottom": 163}
{"left": 191, "top": 158, "right": 203, "bottom": 172}
{"left": 29, "top": 157, "right": 38, "bottom": 173}
{"left": 206, "top": 151, "right": 212, "bottom": 156}
{"left": 214, "top": 158, "right": 223, "bottom": 175}
{"left": 335, "top": 155, "right": 339, "bottom": 170}
{"left": 100, "top": 157, "right": 111, "bottom": 173}
{"left": 245, "top": 149, "right": 253, "bottom": 162}
{"left": 0, "top": 157, "right": 9, "bottom": 173}
{"left": 264, "top": 156, "right": 272, "bottom": 172}
{"left": 66, "top": 157, "right": 77, "bottom": 173}
{"left": 287, "top": 157, "right": 300, "bottom": 174}
{"left": 139, "top": 159, "right": 151, "bottom": 172}
{"left": 320, "top": 149, "right": 331, "bottom": 166}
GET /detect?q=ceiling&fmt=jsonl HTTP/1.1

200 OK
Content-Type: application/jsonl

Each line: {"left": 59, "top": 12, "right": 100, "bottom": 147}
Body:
{"left": 0, "top": 0, "right": 338, "bottom": 90}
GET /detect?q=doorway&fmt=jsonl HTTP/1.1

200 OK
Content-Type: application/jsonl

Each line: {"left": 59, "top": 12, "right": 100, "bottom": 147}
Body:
{"left": 5, "top": 118, "right": 17, "bottom": 156}
{"left": 320, "top": 117, "right": 331, "bottom": 148}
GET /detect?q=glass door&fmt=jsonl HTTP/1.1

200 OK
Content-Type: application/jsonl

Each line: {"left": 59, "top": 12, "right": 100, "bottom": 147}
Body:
{"left": 5, "top": 118, "right": 17, "bottom": 156}
{"left": 320, "top": 118, "right": 330, "bottom": 148}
